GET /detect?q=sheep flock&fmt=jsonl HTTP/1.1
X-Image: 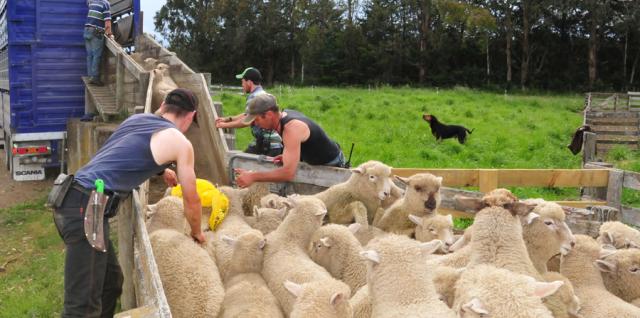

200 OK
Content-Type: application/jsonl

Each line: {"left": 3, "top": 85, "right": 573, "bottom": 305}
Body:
{"left": 144, "top": 160, "right": 640, "bottom": 318}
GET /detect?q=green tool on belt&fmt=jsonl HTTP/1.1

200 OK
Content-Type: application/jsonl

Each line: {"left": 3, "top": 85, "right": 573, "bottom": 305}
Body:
{"left": 84, "top": 178, "right": 108, "bottom": 252}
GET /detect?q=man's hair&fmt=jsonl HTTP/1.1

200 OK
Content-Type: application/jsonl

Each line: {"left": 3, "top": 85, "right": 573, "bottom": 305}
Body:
{"left": 162, "top": 103, "right": 192, "bottom": 118}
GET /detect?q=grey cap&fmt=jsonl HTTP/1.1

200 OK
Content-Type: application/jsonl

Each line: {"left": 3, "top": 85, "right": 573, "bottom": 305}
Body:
{"left": 242, "top": 93, "right": 278, "bottom": 124}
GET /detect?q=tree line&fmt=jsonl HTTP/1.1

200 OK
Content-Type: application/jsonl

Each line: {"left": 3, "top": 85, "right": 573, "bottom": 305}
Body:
{"left": 154, "top": 0, "right": 640, "bottom": 91}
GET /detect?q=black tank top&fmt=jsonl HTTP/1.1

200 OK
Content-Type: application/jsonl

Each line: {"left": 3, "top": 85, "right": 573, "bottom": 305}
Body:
{"left": 280, "top": 110, "right": 340, "bottom": 165}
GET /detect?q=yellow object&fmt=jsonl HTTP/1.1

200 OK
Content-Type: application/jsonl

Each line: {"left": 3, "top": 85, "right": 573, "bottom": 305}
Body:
{"left": 170, "top": 179, "right": 229, "bottom": 230}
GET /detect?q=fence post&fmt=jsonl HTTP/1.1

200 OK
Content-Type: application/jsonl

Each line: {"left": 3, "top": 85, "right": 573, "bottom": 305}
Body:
{"left": 582, "top": 131, "right": 597, "bottom": 165}
{"left": 479, "top": 169, "right": 499, "bottom": 193}
{"left": 117, "top": 198, "right": 136, "bottom": 310}
{"left": 606, "top": 168, "right": 624, "bottom": 211}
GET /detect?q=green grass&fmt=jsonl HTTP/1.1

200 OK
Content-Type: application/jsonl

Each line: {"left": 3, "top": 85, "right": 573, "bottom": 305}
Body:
{"left": 0, "top": 196, "right": 65, "bottom": 317}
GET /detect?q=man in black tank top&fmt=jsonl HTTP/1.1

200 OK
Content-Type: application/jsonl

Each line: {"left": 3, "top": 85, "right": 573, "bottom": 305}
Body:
{"left": 234, "top": 93, "right": 345, "bottom": 188}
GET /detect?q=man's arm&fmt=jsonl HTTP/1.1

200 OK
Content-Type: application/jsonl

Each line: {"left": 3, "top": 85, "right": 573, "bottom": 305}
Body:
{"left": 215, "top": 113, "right": 251, "bottom": 128}
{"left": 235, "top": 120, "right": 307, "bottom": 187}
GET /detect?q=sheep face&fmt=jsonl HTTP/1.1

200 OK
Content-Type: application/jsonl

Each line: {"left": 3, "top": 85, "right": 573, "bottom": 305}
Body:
{"left": 284, "top": 280, "right": 353, "bottom": 318}
{"left": 410, "top": 214, "right": 455, "bottom": 250}
{"left": 350, "top": 161, "right": 393, "bottom": 201}
{"left": 454, "top": 265, "right": 562, "bottom": 318}
{"left": 224, "top": 230, "right": 266, "bottom": 274}
{"left": 561, "top": 234, "right": 613, "bottom": 272}
{"left": 524, "top": 202, "right": 576, "bottom": 256}
{"left": 598, "top": 221, "right": 640, "bottom": 249}
{"left": 396, "top": 173, "right": 442, "bottom": 214}
{"left": 282, "top": 197, "right": 327, "bottom": 238}
{"left": 599, "top": 248, "right": 640, "bottom": 301}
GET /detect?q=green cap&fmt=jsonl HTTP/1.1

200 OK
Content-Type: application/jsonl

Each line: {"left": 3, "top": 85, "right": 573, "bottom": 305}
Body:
{"left": 242, "top": 93, "right": 278, "bottom": 124}
{"left": 235, "top": 67, "right": 262, "bottom": 83}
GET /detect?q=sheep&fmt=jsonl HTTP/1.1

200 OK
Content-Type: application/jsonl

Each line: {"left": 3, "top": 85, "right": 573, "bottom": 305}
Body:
{"left": 374, "top": 173, "right": 443, "bottom": 237}
{"left": 380, "top": 180, "right": 404, "bottom": 209}
{"left": 360, "top": 234, "right": 454, "bottom": 318}
{"left": 597, "top": 248, "right": 640, "bottom": 306}
{"left": 350, "top": 285, "right": 372, "bottom": 318}
{"left": 261, "top": 197, "right": 336, "bottom": 314}
{"left": 314, "top": 160, "right": 394, "bottom": 224}
{"left": 456, "top": 189, "right": 570, "bottom": 318}
{"left": 449, "top": 224, "right": 473, "bottom": 252}
{"left": 242, "top": 182, "right": 271, "bottom": 216}
{"left": 246, "top": 206, "right": 287, "bottom": 235}
{"left": 453, "top": 264, "right": 564, "bottom": 318}
{"left": 542, "top": 271, "right": 582, "bottom": 318}
{"left": 284, "top": 279, "right": 353, "bottom": 318}
{"left": 142, "top": 57, "right": 158, "bottom": 71}
{"left": 559, "top": 234, "right": 640, "bottom": 317}
{"left": 218, "top": 231, "right": 284, "bottom": 318}
{"left": 409, "top": 213, "right": 455, "bottom": 252}
{"left": 521, "top": 200, "right": 576, "bottom": 273}
{"left": 597, "top": 221, "right": 640, "bottom": 249}
{"left": 348, "top": 201, "right": 386, "bottom": 246}
{"left": 432, "top": 265, "right": 464, "bottom": 307}
{"left": 260, "top": 192, "right": 293, "bottom": 210}
{"left": 308, "top": 224, "right": 367, "bottom": 291}
{"left": 151, "top": 63, "right": 178, "bottom": 111}
{"left": 145, "top": 196, "right": 189, "bottom": 234}
{"left": 149, "top": 229, "right": 224, "bottom": 318}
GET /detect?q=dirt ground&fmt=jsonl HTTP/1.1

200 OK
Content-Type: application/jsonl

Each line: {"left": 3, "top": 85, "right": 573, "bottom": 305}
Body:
{"left": 0, "top": 148, "right": 53, "bottom": 209}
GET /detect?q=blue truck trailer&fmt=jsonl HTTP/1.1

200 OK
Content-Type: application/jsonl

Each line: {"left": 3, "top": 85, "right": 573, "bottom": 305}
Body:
{"left": 1, "top": 0, "right": 140, "bottom": 181}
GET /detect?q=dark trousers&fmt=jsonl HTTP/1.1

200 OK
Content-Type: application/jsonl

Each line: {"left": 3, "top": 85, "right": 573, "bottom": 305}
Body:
{"left": 53, "top": 188, "right": 123, "bottom": 318}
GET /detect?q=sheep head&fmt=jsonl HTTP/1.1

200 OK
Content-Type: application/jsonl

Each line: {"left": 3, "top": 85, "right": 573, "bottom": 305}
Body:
{"left": 223, "top": 229, "right": 266, "bottom": 274}
{"left": 284, "top": 280, "right": 353, "bottom": 318}
{"left": 396, "top": 173, "right": 442, "bottom": 214}
{"left": 409, "top": 213, "right": 455, "bottom": 251}
{"left": 349, "top": 160, "right": 393, "bottom": 201}
{"left": 522, "top": 200, "right": 576, "bottom": 257}
{"left": 454, "top": 188, "right": 535, "bottom": 217}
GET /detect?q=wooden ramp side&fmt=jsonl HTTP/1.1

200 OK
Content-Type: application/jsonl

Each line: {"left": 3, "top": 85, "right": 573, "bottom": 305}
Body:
{"left": 585, "top": 110, "right": 640, "bottom": 156}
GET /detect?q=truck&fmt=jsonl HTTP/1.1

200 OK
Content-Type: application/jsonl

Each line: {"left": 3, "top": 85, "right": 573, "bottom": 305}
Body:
{"left": 0, "top": 0, "right": 140, "bottom": 181}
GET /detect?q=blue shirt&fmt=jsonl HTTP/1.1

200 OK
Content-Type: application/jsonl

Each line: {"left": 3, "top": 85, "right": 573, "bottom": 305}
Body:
{"left": 244, "top": 86, "right": 266, "bottom": 113}
{"left": 85, "top": 0, "right": 111, "bottom": 30}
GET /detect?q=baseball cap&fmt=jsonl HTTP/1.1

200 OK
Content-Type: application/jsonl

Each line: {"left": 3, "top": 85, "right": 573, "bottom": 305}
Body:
{"left": 165, "top": 88, "right": 199, "bottom": 124}
{"left": 235, "top": 67, "right": 262, "bottom": 83}
{"left": 242, "top": 93, "right": 277, "bottom": 124}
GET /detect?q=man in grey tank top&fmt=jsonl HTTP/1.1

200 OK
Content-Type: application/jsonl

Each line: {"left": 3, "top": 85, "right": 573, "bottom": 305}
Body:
{"left": 51, "top": 88, "right": 204, "bottom": 317}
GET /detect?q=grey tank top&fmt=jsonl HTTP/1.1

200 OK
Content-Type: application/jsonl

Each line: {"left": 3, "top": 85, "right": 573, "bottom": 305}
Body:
{"left": 74, "top": 114, "right": 176, "bottom": 192}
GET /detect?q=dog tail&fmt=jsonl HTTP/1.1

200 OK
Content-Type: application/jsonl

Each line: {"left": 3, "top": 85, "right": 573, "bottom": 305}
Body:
{"left": 467, "top": 128, "right": 475, "bottom": 134}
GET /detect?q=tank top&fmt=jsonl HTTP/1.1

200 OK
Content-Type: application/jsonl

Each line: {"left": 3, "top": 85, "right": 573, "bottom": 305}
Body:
{"left": 280, "top": 110, "right": 340, "bottom": 165}
{"left": 74, "top": 114, "right": 177, "bottom": 192}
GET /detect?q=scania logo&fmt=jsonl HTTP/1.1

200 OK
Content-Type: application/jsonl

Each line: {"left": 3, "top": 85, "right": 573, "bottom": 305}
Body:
{"left": 16, "top": 170, "right": 43, "bottom": 176}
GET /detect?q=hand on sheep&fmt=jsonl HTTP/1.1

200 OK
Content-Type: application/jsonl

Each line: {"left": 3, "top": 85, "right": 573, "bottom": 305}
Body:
{"left": 191, "top": 231, "right": 206, "bottom": 244}
{"left": 234, "top": 168, "right": 254, "bottom": 188}
{"left": 162, "top": 169, "right": 179, "bottom": 187}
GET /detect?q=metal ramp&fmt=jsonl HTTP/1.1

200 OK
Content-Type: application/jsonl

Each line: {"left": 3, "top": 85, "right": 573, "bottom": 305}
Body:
{"left": 82, "top": 77, "right": 119, "bottom": 121}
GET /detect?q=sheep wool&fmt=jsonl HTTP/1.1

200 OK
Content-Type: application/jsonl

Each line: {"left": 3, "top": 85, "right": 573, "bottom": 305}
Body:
{"left": 309, "top": 224, "right": 367, "bottom": 291}
{"left": 560, "top": 235, "right": 640, "bottom": 317}
{"left": 374, "top": 173, "right": 443, "bottom": 237}
{"left": 453, "top": 264, "right": 562, "bottom": 318}
{"left": 361, "top": 234, "right": 454, "bottom": 318}
{"left": 597, "top": 221, "right": 640, "bottom": 249}
{"left": 598, "top": 248, "right": 640, "bottom": 305}
{"left": 350, "top": 285, "right": 372, "bottom": 318}
{"left": 247, "top": 206, "right": 287, "bottom": 235}
{"left": 284, "top": 279, "right": 353, "bottom": 318}
{"left": 315, "top": 160, "right": 394, "bottom": 224}
{"left": 541, "top": 271, "right": 582, "bottom": 317}
{"left": 145, "top": 196, "right": 189, "bottom": 234}
{"left": 149, "top": 229, "right": 224, "bottom": 318}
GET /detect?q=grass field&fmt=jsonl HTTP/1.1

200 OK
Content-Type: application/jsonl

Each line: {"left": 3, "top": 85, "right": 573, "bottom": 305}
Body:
{"left": 218, "top": 86, "right": 640, "bottom": 202}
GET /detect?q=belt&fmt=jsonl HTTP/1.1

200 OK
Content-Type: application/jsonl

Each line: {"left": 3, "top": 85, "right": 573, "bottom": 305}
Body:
{"left": 71, "top": 181, "right": 115, "bottom": 197}
{"left": 69, "top": 181, "right": 130, "bottom": 218}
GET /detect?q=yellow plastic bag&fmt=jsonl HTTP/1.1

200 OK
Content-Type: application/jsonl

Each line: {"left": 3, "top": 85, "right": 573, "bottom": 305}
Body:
{"left": 170, "top": 179, "right": 229, "bottom": 230}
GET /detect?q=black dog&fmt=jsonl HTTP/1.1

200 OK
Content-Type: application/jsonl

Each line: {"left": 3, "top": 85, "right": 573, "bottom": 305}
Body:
{"left": 422, "top": 114, "right": 474, "bottom": 144}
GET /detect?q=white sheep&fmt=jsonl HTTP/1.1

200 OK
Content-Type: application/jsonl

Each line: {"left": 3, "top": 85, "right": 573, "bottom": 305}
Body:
{"left": 260, "top": 193, "right": 293, "bottom": 210}
{"left": 149, "top": 229, "right": 224, "bottom": 318}
{"left": 246, "top": 206, "right": 287, "bottom": 234}
{"left": 261, "top": 197, "right": 337, "bottom": 314}
{"left": 284, "top": 279, "right": 353, "bottom": 318}
{"left": 145, "top": 196, "right": 189, "bottom": 234}
{"left": 308, "top": 224, "right": 367, "bottom": 292}
{"left": 597, "top": 248, "right": 640, "bottom": 306}
{"left": 541, "top": 271, "right": 582, "bottom": 317}
{"left": 521, "top": 200, "right": 576, "bottom": 273}
{"left": 350, "top": 285, "right": 371, "bottom": 318}
{"left": 218, "top": 230, "right": 284, "bottom": 318}
{"left": 360, "top": 234, "right": 454, "bottom": 318}
{"left": 559, "top": 234, "right": 640, "bottom": 317}
{"left": 409, "top": 213, "right": 455, "bottom": 252}
{"left": 597, "top": 221, "right": 640, "bottom": 249}
{"left": 374, "top": 173, "right": 443, "bottom": 236}
{"left": 453, "top": 264, "right": 564, "bottom": 318}
{"left": 151, "top": 63, "right": 178, "bottom": 111}
{"left": 314, "top": 160, "right": 394, "bottom": 224}
{"left": 348, "top": 200, "right": 386, "bottom": 246}
{"left": 431, "top": 265, "right": 465, "bottom": 307}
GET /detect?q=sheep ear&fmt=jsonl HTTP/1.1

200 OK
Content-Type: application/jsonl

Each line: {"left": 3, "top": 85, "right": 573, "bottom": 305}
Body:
{"left": 419, "top": 240, "right": 443, "bottom": 256}
{"left": 506, "top": 202, "right": 537, "bottom": 217}
{"left": 330, "top": 292, "right": 346, "bottom": 307}
{"left": 348, "top": 223, "right": 362, "bottom": 234}
{"left": 449, "top": 236, "right": 466, "bottom": 252}
{"left": 360, "top": 250, "right": 380, "bottom": 264}
{"left": 595, "top": 260, "right": 616, "bottom": 273}
{"left": 435, "top": 176, "right": 443, "bottom": 185}
{"left": 446, "top": 214, "right": 453, "bottom": 224}
{"left": 599, "top": 248, "right": 617, "bottom": 259}
{"left": 532, "top": 280, "right": 564, "bottom": 298}
{"left": 265, "top": 198, "right": 277, "bottom": 209}
{"left": 277, "top": 207, "right": 287, "bottom": 219}
{"left": 315, "top": 209, "right": 328, "bottom": 218}
{"left": 627, "top": 239, "right": 640, "bottom": 249}
{"left": 600, "top": 231, "right": 614, "bottom": 245}
{"left": 351, "top": 167, "right": 365, "bottom": 174}
{"left": 284, "top": 280, "right": 303, "bottom": 298}
{"left": 253, "top": 206, "right": 260, "bottom": 217}
{"left": 281, "top": 199, "right": 294, "bottom": 209}
{"left": 320, "top": 237, "right": 331, "bottom": 247}
{"left": 394, "top": 175, "right": 410, "bottom": 185}
{"left": 454, "top": 195, "right": 486, "bottom": 212}
{"left": 221, "top": 234, "right": 236, "bottom": 247}
{"left": 524, "top": 212, "right": 540, "bottom": 225}
{"left": 462, "top": 298, "right": 489, "bottom": 315}
{"left": 258, "top": 239, "right": 266, "bottom": 250}
{"left": 145, "top": 204, "right": 158, "bottom": 218}
{"left": 408, "top": 214, "right": 422, "bottom": 226}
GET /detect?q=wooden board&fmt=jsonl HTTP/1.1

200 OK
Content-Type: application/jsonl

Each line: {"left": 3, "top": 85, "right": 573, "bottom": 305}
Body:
{"left": 596, "top": 135, "right": 639, "bottom": 142}
{"left": 587, "top": 118, "right": 640, "bottom": 125}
